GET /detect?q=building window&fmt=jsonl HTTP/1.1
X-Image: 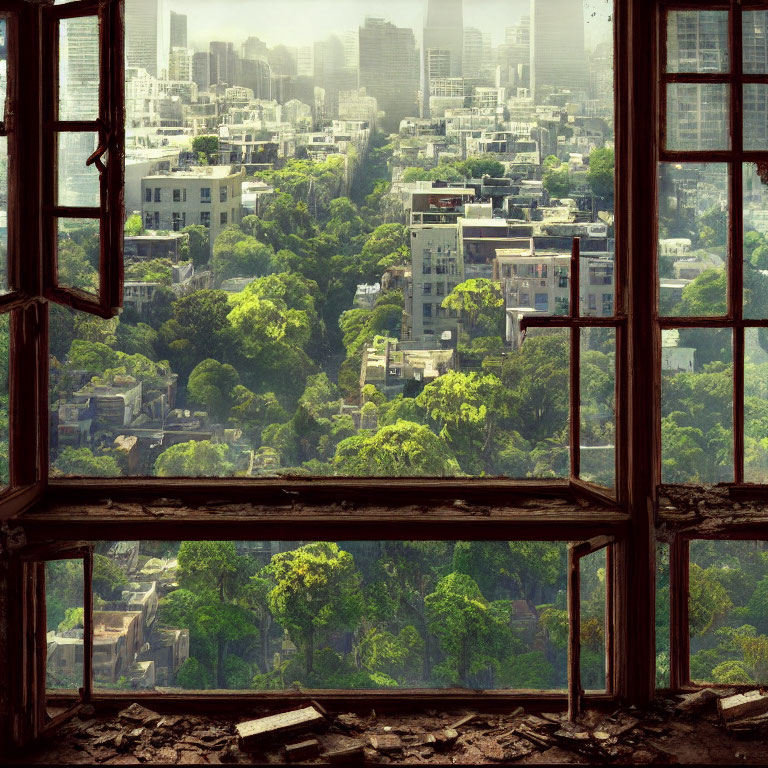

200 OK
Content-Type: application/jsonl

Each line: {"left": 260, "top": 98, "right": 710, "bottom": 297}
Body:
{"left": 172, "top": 188, "right": 186, "bottom": 203}
{"left": 154, "top": 188, "right": 161, "bottom": 203}
{"left": 220, "top": 211, "right": 227, "bottom": 225}
{"left": 422, "top": 303, "right": 432, "bottom": 318}
{"left": 144, "top": 187, "right": 151, "bottom": 203}
{"left": 422, "top": 283, "right": 432, "bottom": 295}
{"left": 220, "top": 185, "right": 227, "bottom": 202}
{"left": 200, "top": 211, "right": 210, "bottom": 228}
{"left": 200, "top": 187, "right": 211, "bottom": 204}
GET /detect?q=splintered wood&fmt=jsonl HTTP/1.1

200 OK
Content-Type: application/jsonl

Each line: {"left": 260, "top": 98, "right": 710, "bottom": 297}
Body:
{"left": 236, "top": 707, "right": 324, "bottom": 751}
{"left": 719, "top": 691, "right": 768, "bottom": 723}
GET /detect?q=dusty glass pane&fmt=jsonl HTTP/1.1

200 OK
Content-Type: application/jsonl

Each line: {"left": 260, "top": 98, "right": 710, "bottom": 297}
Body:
{"left": 661, "top": 328, "right": 733, "bottom": 483}
{"left": 666, "top": 10, "right": 729, "bottom": 74}
{"left": 690, "top": 540, "right": 768, "bottom": 686}
{"left": 657, "top": 163, "right": 728, "bottom": 317}
{"left": 656, "top": 543, "right": 670, "bottom": 689}
{"left": 665, "top": 83, "right": 729, "bottom": 151}
{"left": 56, "top": 218, "right": 99, "bottom": 296}
{"left": 46, "top": 559, "right": 84, "bottom": 691}
{"left": 743, "top": 11, "right": 768, "bottom": 74}
{"left": 0, "top": 313, "right": 8, "bottom": 487}
{"left": 59, "top": 16, "right": 99, "bottom": 121}
{"left": 0, "top": 136, "right": 7, "bottom": 294}
{"left": 744, "top": 84, "right": 768, "bottom": 151}
{"left": 56, "top": 0, "right": 613, "bottom": 478}
{"left": 89, "top": 540, "right": 568, "bottom": 691}
{"left": 743, "top": 163, "right": 768, "bottom": 320}
{"left": 0, "top": 19, "right": 7, "bottom": 124}
{"left": 579, "top": 327, "right": 615, "bottom": 488}
{"left": 57, "top": 132, "right": 100, "bottom": 207}
{"left": 744, "top": 328, "right": 768, "bottom": 483}
{"left": 580, "top": 547, "right": 606, "bottom": 692}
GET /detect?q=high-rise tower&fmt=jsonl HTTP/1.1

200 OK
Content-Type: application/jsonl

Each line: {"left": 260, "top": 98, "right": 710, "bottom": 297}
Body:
{"left": 529, "top": 0, "right": 588, "bottom": 100}
{"left": 125, "top": 0, "right": 169, "bottom": 78}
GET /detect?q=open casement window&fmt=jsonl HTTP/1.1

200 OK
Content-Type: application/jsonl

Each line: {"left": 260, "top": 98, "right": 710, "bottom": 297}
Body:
{"left": 13, "top": 543, "right": 93, "bottom": 744}
{"left": 567, "top": 537, "right": 614, "bottom": 719}
{"left": 42, "top": 0, "right": 123, "bottom": 317}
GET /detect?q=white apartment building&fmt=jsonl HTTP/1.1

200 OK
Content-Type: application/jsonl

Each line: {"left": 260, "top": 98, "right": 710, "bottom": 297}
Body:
{"left": 404, "top": 187, "right": 475, "bottom": 342}
{"left": 495, "top": 241, "right": 615, "bottom": 345}
{"left": 140, "top": 165, "right": 245, "bottom": 254}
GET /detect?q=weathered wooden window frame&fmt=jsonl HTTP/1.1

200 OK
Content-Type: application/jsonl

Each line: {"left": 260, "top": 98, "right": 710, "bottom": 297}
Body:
{"left": 14, "top": 0, "right": 768, "bottom": 737}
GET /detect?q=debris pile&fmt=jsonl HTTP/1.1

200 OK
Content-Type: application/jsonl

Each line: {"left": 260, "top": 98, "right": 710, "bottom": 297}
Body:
{"left": 20, "top": 693, "right": 768, "bottom": 765}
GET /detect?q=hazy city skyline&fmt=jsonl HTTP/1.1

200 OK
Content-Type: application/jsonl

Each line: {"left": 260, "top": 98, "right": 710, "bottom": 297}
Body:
{"left": 175, "top": 0, "right": 612, "bottom": 53}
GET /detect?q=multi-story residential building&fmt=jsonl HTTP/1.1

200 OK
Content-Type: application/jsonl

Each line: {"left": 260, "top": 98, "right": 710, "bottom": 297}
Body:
{"left": 495, "top": 240, "right": 615, "bottom": 345}
{"left": 168, "top": 46, "right": 191, "bottom": 82}
{"left": 358, "top": 17, "right": 419, "bottom": 133}
{"left": 404, "top": 186, "right": 475, "bottom": 342}
{"left": 125, "top": 0, "right": 169, "bottom": 79}
{"left": 140, "top": 165, "right": 245, "bottom": 253}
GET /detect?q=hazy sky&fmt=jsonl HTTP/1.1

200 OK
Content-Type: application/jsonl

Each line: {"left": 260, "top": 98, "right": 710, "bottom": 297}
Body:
{"left": 177, "top": 0, "right": 613, "bottom": 53}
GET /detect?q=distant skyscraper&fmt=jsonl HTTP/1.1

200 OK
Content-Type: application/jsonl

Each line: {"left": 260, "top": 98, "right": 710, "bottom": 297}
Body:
{"left": 297, "top": 46, "right": 314, "bottom": 77}
{"left": 358, "top": 17, "right": 419, "bottom": 133}
{"left": 425, "top": 48, "right": 451, "bottom": 80}
{"left": 125, "top": 0, "right": 169, "bottom": 78}
{"left": 192, "top": 50, "right": 210, "bottom": 92}
{"left": 268, "top": 45, "right": 298, "bottom": 77}
{"left": 209, "top": 41, "right": 236, "bottom": 86}
{"left": 424, "top": 0, "right": 463, "bottom": 77}
{"left": 529, "top": 0, "right": 588, "bottom": 100}
{"left": 241, "top": 36, "right": 268, "bottom": 62}
{"left": 169, "top": 11, "right": 187, "bottom": 50}
{"left": 314, "top": 35, "right": 356, "bottom": 119}
{"left": 463, "top": 27, "right": 484, "bottom": 78}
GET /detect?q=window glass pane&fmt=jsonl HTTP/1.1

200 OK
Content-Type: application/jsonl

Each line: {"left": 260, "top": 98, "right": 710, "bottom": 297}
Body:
{"left": 0, "top": 135, "right": 8, "bottom": 294}
{"left": 0, "top": 19, "right": 7, "bottom": 125}
{"left": 58, "top": 16, "right": 99, "bottom": 121}
{"left": 580, "top": 547, "right": 606, "bottom": 692}
{"left": 580, "top": 253, "right": 614, "bottom": 318}
{"left": 743, "top": 10, "right": 768, "bottom": 74}
{"left": 744, "top": 328, "right": 768, "bottom": 482}
{"left": 77, "top": 0, "right": 613, "bottom": 478}
{"left": 666, "top": 10, "right": 729, "bottom": 74}
{"left": 0, "top": 313, "right": 8, "bottom": 488}
{"left": 656, "top": 542, "right": 670, "bottom": 689}
{"left": 744, "top": 84, "right": 768, "bottom": 151}
{"left": 46, "top": 558, "right": 84, "bottom": 691}
{"left": 661, "top": 328, "right": 733, "bottom": 483}
{"left": 658, "top": 163, "right": 728, "bottom": 317}
{"left": 57, "top": 132, "right": 100, "bottom": 207}
{"left": 56, "top": 218, "right": 99, "bottom": 296}
{"left": 665, "top": 83, "right": 730, "bottom": 151}
{"left": 579, "top": 327, "right": 615, "bottom": 488}
{"left": 689, "top": 540, "right": 768, "bottom": 686}
{"left": 90, "top": 540, "right": 568, "bottom": 691}
{"left": 743, "top": 163, "right": 768, "bottom": 320}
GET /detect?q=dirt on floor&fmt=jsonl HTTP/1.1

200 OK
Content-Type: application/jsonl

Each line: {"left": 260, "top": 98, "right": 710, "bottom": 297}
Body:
{"left": 12, "top": 691, "right": 768, "bottom": 766}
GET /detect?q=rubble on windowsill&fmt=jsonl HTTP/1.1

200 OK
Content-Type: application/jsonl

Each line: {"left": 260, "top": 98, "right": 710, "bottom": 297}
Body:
{"left": 15, "top": 693, "right": 768, "bottom": 765}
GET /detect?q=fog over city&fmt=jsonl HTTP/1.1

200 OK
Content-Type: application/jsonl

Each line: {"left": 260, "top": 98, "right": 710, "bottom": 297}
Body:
{"left": 177, "top": 0, "right": 613, "bottom": 51}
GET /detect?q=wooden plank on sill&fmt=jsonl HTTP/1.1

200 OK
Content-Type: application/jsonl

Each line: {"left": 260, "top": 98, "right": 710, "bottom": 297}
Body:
{"left": 237, "top": 706, "right": 325, "bottom": 751}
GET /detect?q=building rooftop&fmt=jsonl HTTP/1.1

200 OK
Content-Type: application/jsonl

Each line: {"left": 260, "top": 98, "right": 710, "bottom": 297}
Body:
{"left": 143, "top": 165, "right": 239, "bottom": 179}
